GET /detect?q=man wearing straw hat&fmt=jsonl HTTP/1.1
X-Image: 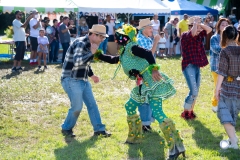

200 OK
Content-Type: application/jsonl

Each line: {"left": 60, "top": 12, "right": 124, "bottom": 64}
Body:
{"left": 61, "top": 24, "right": 111, "bottom": 137}
{"left": 137, "top": 18, "right": 160, "bottom": 132}
{"left": 180, "top": 16, "right": 212, "bottom": 120}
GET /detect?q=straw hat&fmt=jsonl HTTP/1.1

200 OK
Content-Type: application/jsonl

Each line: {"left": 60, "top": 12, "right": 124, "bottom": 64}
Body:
{"left": 188, "top": 16, "right": 201, "bottom": 25}
{"left": 89, "top": 24, "right": 109, "bottom": 37}
{"left": 137, "top": 18, "right": 154, "bottom": 30}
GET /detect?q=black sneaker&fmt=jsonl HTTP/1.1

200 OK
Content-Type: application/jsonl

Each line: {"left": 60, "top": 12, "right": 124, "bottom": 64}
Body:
{"left": 38, "top": 66, "right": 41, "bottom": 70}
{"left": 11, "top": 67, "right": 17, "bottom": 72}
{"left": 44, "top": 65, "right": 48, "bottom": 69}
{"left": 16, "top": 67, "right": 23, "bottom": 71}
{"left": 61, "top": 129, "right": 76, "bottom": 137}
{"left": 142, "top": 125, "right": 152, "bottom": 133}
{"left": 94, "top": 131, "right": 111, "bottom": 137}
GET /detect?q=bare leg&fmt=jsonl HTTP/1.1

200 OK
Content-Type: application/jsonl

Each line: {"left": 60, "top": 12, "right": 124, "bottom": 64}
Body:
{"left": 43, "top": 53, "right": 47, "bottom": 66}
{"left": 38, "top": 52, "right": 42, "bottom": 66}
{"left": 224, "top": 123, "right": 238, "bottom": 144}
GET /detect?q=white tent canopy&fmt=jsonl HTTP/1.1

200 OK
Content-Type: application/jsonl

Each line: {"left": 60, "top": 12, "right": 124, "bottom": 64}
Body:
{"left": 0, "top": 0, "right": 78, "bottom": 13}
{"left": 73, "top": 0, "right": 170, "bottom": 14}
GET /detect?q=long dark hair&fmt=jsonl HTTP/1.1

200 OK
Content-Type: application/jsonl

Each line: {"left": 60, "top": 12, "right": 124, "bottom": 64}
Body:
{"left": 221, "top": 25, "right": 238, "bottom": 48}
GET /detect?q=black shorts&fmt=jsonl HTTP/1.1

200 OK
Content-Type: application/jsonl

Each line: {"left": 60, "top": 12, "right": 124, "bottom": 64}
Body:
{"left": 14, "top": 41, "right": 25, "bottom": 61}
{"left": 30, "top": 36, "right": 38, "bottom": 51}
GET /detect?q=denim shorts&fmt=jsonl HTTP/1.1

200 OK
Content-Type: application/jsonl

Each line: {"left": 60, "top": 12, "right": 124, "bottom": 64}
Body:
{"left": 217, "top": 96, "right": 240, "bottom": 126}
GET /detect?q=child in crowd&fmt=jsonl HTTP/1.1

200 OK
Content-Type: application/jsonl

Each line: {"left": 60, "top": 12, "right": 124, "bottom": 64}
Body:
{"left": 158, "top": 32, "right": 166, "bottom": 57}
{"left": 37, "top": 28, "right": 49, "bottom": 70}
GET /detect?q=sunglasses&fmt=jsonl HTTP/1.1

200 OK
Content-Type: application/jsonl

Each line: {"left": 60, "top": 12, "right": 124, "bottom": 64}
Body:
{"left": 18, "top": 14, "right": 23, "bottom": 16}
{"left": 188, "top": 25, "right": 193, "bottom": 27}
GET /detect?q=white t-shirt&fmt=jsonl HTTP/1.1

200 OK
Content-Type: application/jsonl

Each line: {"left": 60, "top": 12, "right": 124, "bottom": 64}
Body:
{"left": 158, "top": 37, "right": 166, "bottom": 48}
{"left": 106, "top": 21, "right": 115, "bottom": 35}
{"left": 30, "top": 18, "right": 41, "bottom": 38}
{"left": 12, "top": 19, "right": 26, "bottom": 42}
{"left": 37, "top": 36, "right": 49, "bottom": 45}
{"left": 151, "top": 20, "right": 160, "bottom": 31}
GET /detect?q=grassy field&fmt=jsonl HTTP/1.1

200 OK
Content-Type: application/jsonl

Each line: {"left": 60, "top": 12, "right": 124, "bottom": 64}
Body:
{"left": 0, "top": 55, "right": 240, "bottom": 160}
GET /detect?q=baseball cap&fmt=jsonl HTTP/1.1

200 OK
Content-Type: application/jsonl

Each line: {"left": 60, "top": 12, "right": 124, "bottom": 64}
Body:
{"left": 31, "top": 9, "right": 38, "bottom": 13}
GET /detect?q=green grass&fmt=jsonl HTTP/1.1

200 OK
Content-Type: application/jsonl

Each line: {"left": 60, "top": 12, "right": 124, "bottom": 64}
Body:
{"left": 0, "top": 55, "right": 240, "bottom": 160}
{"left": 0, "top": 37, "right": 13, "bottom": 54}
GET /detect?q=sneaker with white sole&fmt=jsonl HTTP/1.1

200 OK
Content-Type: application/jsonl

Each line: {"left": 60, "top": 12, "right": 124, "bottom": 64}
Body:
{"left": 212, "top": 106, "right": 218, "bottom": 112}
{"left": 16, "top": 67, "right": 23, "bottom": 71}
{"left": 11, "top": 67, "right": 17, "bottom": 72}
{"left": 228, "top": 143, "right": 239, "bottom": 149}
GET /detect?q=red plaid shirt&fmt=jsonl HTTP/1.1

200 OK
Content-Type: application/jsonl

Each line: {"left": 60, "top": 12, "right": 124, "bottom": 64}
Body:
{"left": 181, "top": 30, "right": 209, "bottom": 71}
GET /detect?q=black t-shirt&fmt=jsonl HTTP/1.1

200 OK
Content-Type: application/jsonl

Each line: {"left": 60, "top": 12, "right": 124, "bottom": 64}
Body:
{"left": 69, "top": 27, "right": 77, "bottom": 36}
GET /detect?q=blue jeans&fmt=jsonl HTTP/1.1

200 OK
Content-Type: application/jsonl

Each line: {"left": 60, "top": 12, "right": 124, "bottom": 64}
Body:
{"left": 138, "top": 103, "right": 152, "bottom": 125}
{"left": 99, "top": 38, "right": 108, "bottom": 54}
{"left": 61, "top": 42, "right": 70, "bottom": 63}
{"left": 183, "top": 64, "right": 201, "bottom": 110}
{"left": 50, "top": 40, "right": 59, "bottom": 62}
{"left": 61, "top": 77, "right": 106, "bottom": 132}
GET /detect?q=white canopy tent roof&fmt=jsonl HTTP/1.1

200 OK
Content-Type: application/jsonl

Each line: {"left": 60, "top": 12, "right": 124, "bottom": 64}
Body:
{"left": 0, "top": 0, "right": 78, "bottom": 13}
{"left": 73, "top": 0, "right": 170, "bottom": 14}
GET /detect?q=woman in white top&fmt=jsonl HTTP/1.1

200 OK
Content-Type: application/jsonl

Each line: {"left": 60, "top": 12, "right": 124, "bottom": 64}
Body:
{"left": 151, "top": 14, "right": 160, "bottom": 36}
{"left": 151, "top": 14, "right": 160, "bottom": 56}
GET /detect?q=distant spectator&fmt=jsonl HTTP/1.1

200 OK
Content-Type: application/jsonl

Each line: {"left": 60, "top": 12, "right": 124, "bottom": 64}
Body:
{"left": 44, "top": 17, "right": 50, "bottom": 29}
{"left": 29, "top": 9, "right": 42, "bottom": 65}
{"left": 106, "top": 15, "right": 115, "bottom": 42}
{"left": 49, "top": 19, "right": 59, "bottom": 63}
{"left": 158, "top": 32, "right": 166, "bottom": 58}
{"left": 78, "top": 17, "right": 89, "bottom": 37}
{"left": 59, "top": 16, "right": 71, "bottom": 64}
{"left": 11, "top": 10, "right": 33, "bottom": 72}
{"left": 69, "top": 19, "right": 77, "bottom": 38}
{"left": 210, "top": 16, "right": 217, "bottom": 34}
{"left": 37, "top": 28, "right": 49, "bottom": 70}
{"left": 151, "top": 14, "right": 160, "bottom": 36}
{"left": 163, "top": 17, "right": 179, "bottom": 57}
{"left": 204, "top": 16, "right": 213, "bottom": 50}
{"left": 58, "top": 15, "right": 64, "bottom": 27}
{"left": 151, "top": 14, "right": 161, "bottom": 56}
{"left": 179, "top": 14, "right": 189, "bottom": 36}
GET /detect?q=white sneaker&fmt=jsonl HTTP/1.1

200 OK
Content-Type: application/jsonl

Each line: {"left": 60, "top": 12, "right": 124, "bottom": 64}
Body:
{"left": 228, "top": 143, "right": 239, "bottom": 149}
{"left": 212, "top": 106, "right": 218, "bottom": 113}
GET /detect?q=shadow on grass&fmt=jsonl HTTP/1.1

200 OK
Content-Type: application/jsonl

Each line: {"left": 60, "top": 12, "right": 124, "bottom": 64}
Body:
{"left": 187, "top": 120, "right": 223, "bottom": 150}
{"left": 54, "top": 136, "right": 98, "bottom": 160}
{"left": 127, "top": 131, "right": 166, "bottom": 160}
{"left": 185, "top": 119, "right": 240, "bottom": 159}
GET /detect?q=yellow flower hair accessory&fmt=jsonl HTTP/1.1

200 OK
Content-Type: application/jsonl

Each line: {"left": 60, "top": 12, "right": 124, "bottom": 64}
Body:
{"left": 117, "top": 24, "right": 137, "bottom": 42}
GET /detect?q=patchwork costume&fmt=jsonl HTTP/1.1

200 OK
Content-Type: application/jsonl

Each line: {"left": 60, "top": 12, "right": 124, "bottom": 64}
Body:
{"left": 95, "top": 25, "right": 185, "bottom": 159}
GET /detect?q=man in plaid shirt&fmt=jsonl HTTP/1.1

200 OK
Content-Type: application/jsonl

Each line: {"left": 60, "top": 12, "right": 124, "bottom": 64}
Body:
{"left": 180, "top": 16, "right": 212, "bottom": 120}
{"left": 136, "top": 18, "right": 160, "bottom": 132}
{"left": 61, "top": 24, "right": 111, "bottom": 137}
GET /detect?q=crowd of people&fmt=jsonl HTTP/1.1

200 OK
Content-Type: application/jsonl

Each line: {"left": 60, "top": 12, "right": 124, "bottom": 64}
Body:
{"left": 11, "top": 8, "right": 240, "bottom": 158}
